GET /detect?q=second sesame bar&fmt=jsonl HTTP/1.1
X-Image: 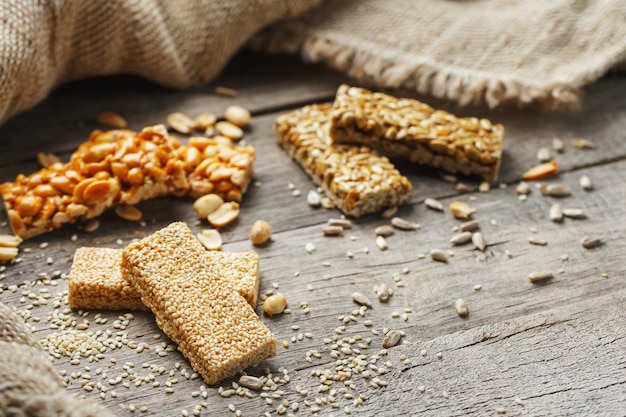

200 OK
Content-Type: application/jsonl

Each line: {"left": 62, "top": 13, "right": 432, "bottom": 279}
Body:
{"left": 330, "top": 84, "right": 504, "bottom": 182}
{"left": 274, "top": 104, "right": 412, "bottom": 217}
{"left": 68, "top": 247, "right": 260, "bottom": 311}
{"left": 121, "top": 222, "right": 276, "bottom": 385}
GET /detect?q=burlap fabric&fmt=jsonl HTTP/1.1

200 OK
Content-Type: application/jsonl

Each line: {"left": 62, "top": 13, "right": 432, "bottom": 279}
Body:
{"left": 0, "top": 0, "right": 320, "bottom": 125}
{"left": 0, "top": 302, "right": 115, "bottom": 417}
{"left": 1, "top": 0, "right": 625, "bottom": 126}
{"left": 254, "top": 0, "right": 626, "bottom": 110}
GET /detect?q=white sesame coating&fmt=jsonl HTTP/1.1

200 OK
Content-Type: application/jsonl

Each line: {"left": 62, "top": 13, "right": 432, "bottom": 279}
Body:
{"left": 121, "top": 222, "right": 277, "bottom": 385}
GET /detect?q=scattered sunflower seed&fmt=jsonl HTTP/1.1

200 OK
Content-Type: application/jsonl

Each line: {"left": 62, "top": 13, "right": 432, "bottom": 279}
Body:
{"left": 459, "top": 219, "right": 480, "bottom": 232}
{"left": 390, "top": 217, "right": 419, "bottom": 230}
{"left": 351, "top": 292, "right": 372, "bottom": 308}
{"left": 528, "top": 236, "right": 547, "bottom": 246}
{"left": 522, "top": 161, "right": 559, "bottom": 181}
{"left": 562, "top": 208, "right": 586, "bottom": 219}
{"left": 376, "top": 235, "right": 389, "bottom": 251}
{"left": 455, "top": 182, "right": 468, "bottom": 192}
{"left": 478, "top": 181, "right": 490, "bottom": 193}
{"left": 579, "top": 175, "right": 593, "bottom": 191}
{"left": 528, "top": 271, "right": 554, "bottom": 283}
{"left": 307, "top": 190, "right": 321, "bottom": 207}
{"left": 381, "top": 330, "right": 403, "bottom": 349}
{"left": 449, "top": 232, "right": 472, "bottom": 245}
{"left": 581, "top": 236, "right": 602, "bottom": 249}
{"left": 380, "top": 206, "right": 398, "bottom": 218}
{"left": 454, "top": 298, "right": 468, "bottom": 317}
{"left": 322, "top": 225, "right": 344, "bottom": 236}
{"left": 571, "top": 138, "right": 594, "bottom": 149}
{"left": 515, "top": 181, "right": 530, "bottom": 195}
{"left": 424, "top": 198, "right": 444, "bottom": 212}
{"left": 549, "top": 204, "right": 564, "bottom": 223}
{"left": 430, "top": 249, "right": 448, "bottom": 262}
{"left": 552, "top": 137, "right": 565, "bottom": 153}
{"left": 328, "top": 218, "right": 352, "bottom": 228}
{"left": 537, "top": 147, "right": 552, "bottom": 163}
{"left": 540, "top": 184, "right": 571, "bottom": 197}
{"left": 472, "top": 232, "right": 486, "bottom": 251}
{"left": 238, "top": 376, "right": 263, "bottom": 391}
{"left": 375, "top": 225, "right": 394, "bottom": 236}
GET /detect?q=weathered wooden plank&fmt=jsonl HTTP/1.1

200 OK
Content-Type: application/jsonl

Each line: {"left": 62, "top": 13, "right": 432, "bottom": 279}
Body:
{"left": 0, "top": 51, "right": 348, "bottom": 165}
{"left": 0, "top": 157, "right": 624, "bottom": 416}
{"left": 355, "top": 290, "right": 626, "bottom": 416}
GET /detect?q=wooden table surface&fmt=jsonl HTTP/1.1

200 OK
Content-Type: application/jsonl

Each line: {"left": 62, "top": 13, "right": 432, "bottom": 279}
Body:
{"left": 1, "top": 51, "right": 625, "bottom": 416}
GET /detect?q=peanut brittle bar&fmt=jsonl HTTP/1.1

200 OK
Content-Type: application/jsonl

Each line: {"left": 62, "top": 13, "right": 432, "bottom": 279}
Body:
{"left": 121, "top": 222, "right": 276, "bottom": 385}
{"left": 330, "top": 84, "right": 504, "bottom": 182}
{"left": 274, "top": 104, "right": 412, "bottom": 217}
{"left": 68, "top": 247, "right": 260, "bottom": 311}
{"left": 0, "top": 125, "right": 255, "bottom": 239}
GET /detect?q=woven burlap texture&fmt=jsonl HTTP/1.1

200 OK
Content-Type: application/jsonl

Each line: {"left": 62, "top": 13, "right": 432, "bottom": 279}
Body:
{"left": 0, "top": 0, "right": 320, "bottom": 125}
{"left": 1, "top": 0, "right": 625, "bottom": 126}
{"left": 253, "top": 0, "right": 626, "bottom": 110}
{"left": 0, "top": 302, "right": 115, "bottom": 417}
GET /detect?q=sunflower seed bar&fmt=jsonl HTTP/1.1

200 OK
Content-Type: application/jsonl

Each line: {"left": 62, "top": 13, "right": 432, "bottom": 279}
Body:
{"left": 0, "top": 125, "right": 255, "bottom": 239}
{"left": 330, "top": 84, "right": 504, "bottom": 182}
{"left": 121, "top": 222, "right": 276, "bottom": 385}
{"left": 68, "top": 247, "right": 260, "bottom": 311}
{"left": 274, "top": 104, "right": 412, "bottom": 217}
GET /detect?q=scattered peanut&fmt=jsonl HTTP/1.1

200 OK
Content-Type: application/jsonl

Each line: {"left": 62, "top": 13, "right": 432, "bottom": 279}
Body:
{"left": 37, "top": 152, "right": 61, "bottom": 168}
{"left": 167, "top": 112, "right": 194, "bottom": 134}
{"left": 449, "top": 201, "right": 473, "bottom": 219}
{"left": 0, "top": 234, "right": 23, "bottom": 248}
{"left": 0, "top": 247, "right": 19, "bottom": 261}
{"left": 215, "top": 121, "right": 244, "bottom": 140}
{"left": 96, "top": 111, "right": 127, "bottom": 129}
{"left": 114, "top": 204, "right": 142, "bottom": 222}
{"left": 249, "top": 220, "right": 271, "bottom": 245}
{"left": 263, "top": 293, "right": 287, "bottom": 316}
{"left": 193, "top": 194, "right": 224, "bottom": 219}
{"left": 196, "top": 229, "right": 222, "bottom": 250}
{"left": 224, "top": 105, "right": 251, "bottom": 127}
{"left": 207, "top": 201, "right": 240, "bottom": 227}
{"left": 193, "top": 112, "right": 217, "bottom": 131}
{"left": 571, "top": 138, "right": 594, "bottom": 149}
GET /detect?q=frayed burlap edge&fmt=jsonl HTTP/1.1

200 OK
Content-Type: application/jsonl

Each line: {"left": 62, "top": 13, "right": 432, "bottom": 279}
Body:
{"left": 299, "top": 38, "right": 585, "bottom": 111}
{"left": 251, "top": 23, "right": 626, "bottom": 111}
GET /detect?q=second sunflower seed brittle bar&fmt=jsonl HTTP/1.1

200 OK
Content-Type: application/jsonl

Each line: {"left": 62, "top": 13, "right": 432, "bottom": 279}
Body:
{"left": 274, "top": 103, "right": 412, "bottom": 217}
{"left": 330, "top": 84, "right": 504, "bottom": 182}
{"left": 0, "top": 125, "right": 255, "bottom": 239}
{"left": 121, "top": 222, "right": 276, "bottom": 386}
{"left": 68, "top": 247, "right": 260, "bottom": 311}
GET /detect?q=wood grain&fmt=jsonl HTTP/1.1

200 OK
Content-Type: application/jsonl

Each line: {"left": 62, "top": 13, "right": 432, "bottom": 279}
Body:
{"left": 0, "top": 52, "right": 625, "bottom": 416}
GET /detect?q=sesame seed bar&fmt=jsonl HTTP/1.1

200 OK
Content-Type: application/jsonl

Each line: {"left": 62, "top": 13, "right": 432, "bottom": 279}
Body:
{"left": 68, "top": 247, "right": 260, "bottom": 311}
{"left": 121, "top": 222, "right": 276, "bottom": 385}
{"left": 68, "top": 247, "right": 148, "bottom": 311}
{"left": 274, "top": 104, "right": 412, "bottom": 217}
{"left": 330, "top": 84, "right": 504, "bottom": 182}
{"left": 0, "top": 125, "right": 255, "bottom": 239}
